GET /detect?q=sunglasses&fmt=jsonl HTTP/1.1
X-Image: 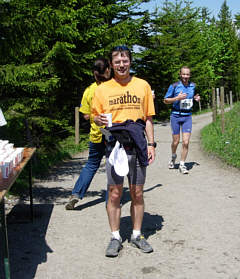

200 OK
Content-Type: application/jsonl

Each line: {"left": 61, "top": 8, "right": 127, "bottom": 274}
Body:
{"left": 112, "top": 45, "right": 130, "bottom": 51}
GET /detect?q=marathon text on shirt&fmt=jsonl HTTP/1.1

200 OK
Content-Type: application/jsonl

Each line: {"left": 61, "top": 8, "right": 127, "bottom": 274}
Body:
{"left": 109, "top": 91, "right": 140, "bottom": 106}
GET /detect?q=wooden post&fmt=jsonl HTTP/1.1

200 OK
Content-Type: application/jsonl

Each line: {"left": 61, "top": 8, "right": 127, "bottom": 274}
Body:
{"left": 212, "top": 88, "right": 217, "bottom": 122}
{"left": 216, "top": 87, "right": 220, "bottom": 109}
{"left": 220, "top": 86, "right": 225, "bottom": 134}
{"left": 75, "top": 107, "right": 79, "bottom": 145}
{"left": 226, "top": 94, "right": 229, "bottom": 106}
{"left": 198, "top": 100, "right": 201, "bottom": 112}
{"left": 229, "top": 90, "right": 233, "bottom": 109}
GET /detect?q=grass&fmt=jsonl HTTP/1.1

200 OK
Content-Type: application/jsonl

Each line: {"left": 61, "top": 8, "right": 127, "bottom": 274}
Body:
{"left": 201, "top": 102, "right": 240, "bottom": 169}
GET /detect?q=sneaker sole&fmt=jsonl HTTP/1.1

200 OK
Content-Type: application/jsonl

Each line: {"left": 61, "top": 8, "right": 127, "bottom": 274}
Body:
{"left": 179, "top": 169, "right": 189, "bottom": 174}
{"left": 130, "top": 241, "right": 153, "bottom": 253}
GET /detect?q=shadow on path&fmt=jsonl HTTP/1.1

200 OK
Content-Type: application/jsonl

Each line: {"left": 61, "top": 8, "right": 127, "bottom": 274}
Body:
{"left": 120, "top": 213, "right": 164, "bottom": 243}
{"left": 173, "top": 161, "right": 200, "bottom": 170}
{"left": 7, "top": 204, "right": 53, "bottom": 279}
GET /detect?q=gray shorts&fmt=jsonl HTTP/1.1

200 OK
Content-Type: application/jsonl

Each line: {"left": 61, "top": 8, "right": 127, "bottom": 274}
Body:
{"left": 106, "top": 154, "right": 146, "bottom": 186}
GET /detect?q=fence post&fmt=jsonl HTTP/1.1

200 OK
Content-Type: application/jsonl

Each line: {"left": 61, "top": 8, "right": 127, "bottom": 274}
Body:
{"left": 75, "top": 107, "right": 79, "bottom": 145}
{"left": 216, "top": 87, "right": 220, "bottom": 109}
{"left": 212, "top": 88, "right": 217, "bottom": 122}
{"left": 198, "top": 100, "right": 201, "bottom": 112}
{"left": 220, "top": 86, "right": 225, "bottom": 134}
{"left": 229, "top": 90, "right": 233, "bottom": 109}
{"left": 226, "top": 94, "right": 229, "bottom": 106}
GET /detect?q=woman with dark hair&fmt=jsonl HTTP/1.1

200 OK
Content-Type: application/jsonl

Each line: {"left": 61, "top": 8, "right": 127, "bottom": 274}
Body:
{"left": 65, "top": 57, "right": 111, "bottom": 210}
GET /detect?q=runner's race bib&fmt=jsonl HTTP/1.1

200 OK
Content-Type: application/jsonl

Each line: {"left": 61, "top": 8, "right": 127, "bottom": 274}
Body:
{"left": 180, "top": 99, "right": 193, "bottom": 110}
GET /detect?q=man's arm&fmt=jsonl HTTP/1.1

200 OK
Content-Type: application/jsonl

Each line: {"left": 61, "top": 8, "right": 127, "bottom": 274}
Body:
{"left": 194, "top": 94, "right": 200, "bottom": 102}
{"left": 145, "top": 116, "right": 155, "bottom": 164}
{"left": 164, "top": 91, "right": 187, "bottom": 104}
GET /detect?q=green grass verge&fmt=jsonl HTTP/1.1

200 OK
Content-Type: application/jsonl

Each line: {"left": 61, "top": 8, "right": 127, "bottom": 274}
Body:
{"left": 201, "top": 102, "right": 240, "bottom": 169}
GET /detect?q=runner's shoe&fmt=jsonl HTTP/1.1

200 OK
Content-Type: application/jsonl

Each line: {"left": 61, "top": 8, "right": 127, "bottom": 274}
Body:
{"left": 130, "top": 235, "right": 153, "bottom": 253}
{"left": 179, "top": 164, "right": 189, "bottom": 174}
{"left": 168, "top": 154, "right": 177, "bottom": 169}
{"left": 105, "top": 238, "right": 123, "bottom": 257}
{"left": 65, "top": 195, "right": 79, "bottom": 210}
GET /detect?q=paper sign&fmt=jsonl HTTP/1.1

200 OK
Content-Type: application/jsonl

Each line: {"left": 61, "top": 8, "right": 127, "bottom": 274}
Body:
{"left": 0, "top": 108, "right": 7, "bottom": 126}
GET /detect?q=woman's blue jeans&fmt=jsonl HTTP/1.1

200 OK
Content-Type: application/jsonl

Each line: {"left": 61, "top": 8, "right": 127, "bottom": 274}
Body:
{"left": 72, "top": 140, "right": 105, "bottom": 199}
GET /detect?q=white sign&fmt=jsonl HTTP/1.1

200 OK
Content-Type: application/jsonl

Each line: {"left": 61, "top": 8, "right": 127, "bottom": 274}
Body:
{"left": 180, "top": 99, "right": 193, "bottom": 110}
{"left": 0, "top": 108, "right": 7, "bottom": 126}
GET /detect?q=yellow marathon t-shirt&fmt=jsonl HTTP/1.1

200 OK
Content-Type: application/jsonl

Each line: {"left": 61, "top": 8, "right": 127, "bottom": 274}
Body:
{"left": 80, "top": 82, "right": 104, "bottom": 143}
{"left": 92, "top": 77, "right": 155, "bottom": 122}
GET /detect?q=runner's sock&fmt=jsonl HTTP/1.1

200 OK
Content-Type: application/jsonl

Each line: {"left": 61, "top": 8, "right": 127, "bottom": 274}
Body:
{"left": 180, "top": 161, "right": 185, "bottom": 166}
{"left": 172, "top": 153, "right": 177, "bottom": 159}
{"left": 111, "top": 230, "right": 121, "bottom": 240}
{"left": 132, "top": 230, "right": 141, "bottom": 239}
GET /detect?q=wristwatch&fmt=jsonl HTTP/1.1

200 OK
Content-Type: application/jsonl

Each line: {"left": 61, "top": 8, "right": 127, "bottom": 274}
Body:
{"left": 148, "top": 142, "right": 157, "bottom": 148}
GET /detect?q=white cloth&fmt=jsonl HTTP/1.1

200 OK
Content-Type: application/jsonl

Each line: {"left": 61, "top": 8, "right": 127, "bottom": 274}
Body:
{"left": 109, "top": 141, "right": 129, "bottom": 176}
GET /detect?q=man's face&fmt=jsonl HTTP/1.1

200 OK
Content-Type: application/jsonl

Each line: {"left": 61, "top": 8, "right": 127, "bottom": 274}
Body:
{"left": 180, "top": 68, "right": 191, "bottom": 84}
{"left": 111, "top": 51, "right": 131, "bottom": 80}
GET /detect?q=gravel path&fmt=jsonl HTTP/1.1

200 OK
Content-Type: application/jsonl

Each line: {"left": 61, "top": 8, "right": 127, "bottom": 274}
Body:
{"left": 6, "top": 112, "right": 240, "bottom": 279}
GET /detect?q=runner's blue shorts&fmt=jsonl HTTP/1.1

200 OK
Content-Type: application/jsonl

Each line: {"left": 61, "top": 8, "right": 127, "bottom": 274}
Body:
{"left": 170, "top": 114, "right": 192, "bottom": 135}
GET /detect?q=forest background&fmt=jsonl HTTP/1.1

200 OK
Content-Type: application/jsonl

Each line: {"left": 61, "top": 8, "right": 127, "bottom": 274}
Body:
{"left": 1, "top": 0, "right": 240, "bottom": 175}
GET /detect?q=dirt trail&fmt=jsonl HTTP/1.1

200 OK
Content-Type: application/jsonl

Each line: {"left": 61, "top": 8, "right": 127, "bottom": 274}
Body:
{"left": 6, "top": 112, "right": 240, "bottom": 279}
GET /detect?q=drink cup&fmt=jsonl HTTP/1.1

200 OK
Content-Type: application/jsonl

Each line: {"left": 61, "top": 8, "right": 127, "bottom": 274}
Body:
{"left": 0, "top": 140, "right": 9, "bottom": 150}
{"left": 103, "top": 113, "right": 112, "bottom": 127}
{"left": 11, "top": 150, "right": 19, "bottom": 167}
{"left": 1, "top": 162, "right": 10, "bottom": 178}
{"left": 16, "top": 147, "right": 24, "bottom": 162}
{"left": 4, "top": 143, "right": 14, "bottom": 150}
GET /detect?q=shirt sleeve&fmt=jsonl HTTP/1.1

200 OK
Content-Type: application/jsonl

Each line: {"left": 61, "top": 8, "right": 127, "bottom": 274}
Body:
{"left": 79, "top": 87, "right": 91, "bottom": 115}
{"left": 91, "top": 87, "right": 103, "bottom": 116}
{"left": 164, "top": 84, "right": 174, "bottom": 99}
{"left": 146, "top": 83, "right": 155, "bottom": 116}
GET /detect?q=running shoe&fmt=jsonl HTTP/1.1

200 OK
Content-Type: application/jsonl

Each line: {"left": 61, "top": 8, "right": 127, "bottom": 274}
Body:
{"left": 65, "top": 195, "right": 79, "bottom": 210}
{"left": 168, "top": 154, "right": 177, "bottom": 169}
{"left": 130, "top": 235, "right": 153, "bottom": 253}
{"left": 179, "top": 164, "right": 189, "bottom": 174}
{"left": 105, "top": 238, "right": 123, "bottom": 257}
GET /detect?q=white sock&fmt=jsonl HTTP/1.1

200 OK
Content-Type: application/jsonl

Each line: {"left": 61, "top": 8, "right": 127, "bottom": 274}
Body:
{"left": 111, "top": 230, "right": 121, "bottom": 240}
{"left": 180, "top": 161, "right": 185, "bottom": 166}
{"left": 132, "top": 230, "right": 141, "bottom": 238}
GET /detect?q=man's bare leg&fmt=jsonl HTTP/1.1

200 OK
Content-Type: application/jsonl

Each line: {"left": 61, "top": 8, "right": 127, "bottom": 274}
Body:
{"left": 106, "top": 184, "right": 123, "bottom": 232}
{"left": 180, "top": 132, "right": 191, "bottom": 162}
{"left": 169, "top": 134, "right": 180, "bottom": 168}
{"left": 129, "top": 184, "right": 153, "bottom": 253}
{"left": 105, "top": 184, "right": 123, "bottom": 257}
{"left": 179, "top": 132, "right": 191, "bottom": 174}
{"left": 129, "top": 184, "right": 144, "bottom": 231}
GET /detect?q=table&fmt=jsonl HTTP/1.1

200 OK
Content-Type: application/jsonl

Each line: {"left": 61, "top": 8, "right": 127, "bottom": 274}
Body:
{"left": 0, "top": 147, "right": 36, "bottom": 279}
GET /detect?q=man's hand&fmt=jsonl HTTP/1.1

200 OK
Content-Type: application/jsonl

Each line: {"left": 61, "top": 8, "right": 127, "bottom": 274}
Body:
{"left": 194, "top": 94, "right": 200, "bottom": 102}
{"left": 177, "top": 91, "right": 187, "bottom": 101}
{"left": 94, "top": 114, "right": 109, "bottom": 126}
{"left": 147, "top": 146, "right": 155, "bottom": 164}
{"left": 83, "top": 114, "right": 90, "bottom": 121}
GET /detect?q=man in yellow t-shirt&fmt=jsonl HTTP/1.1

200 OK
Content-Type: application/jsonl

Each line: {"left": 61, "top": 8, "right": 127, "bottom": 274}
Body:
{"left": 65, "top": 58, "right": 111, "bottom": 210}
{"left": 92, "top": 46, "right": 156, "bottom": 257}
